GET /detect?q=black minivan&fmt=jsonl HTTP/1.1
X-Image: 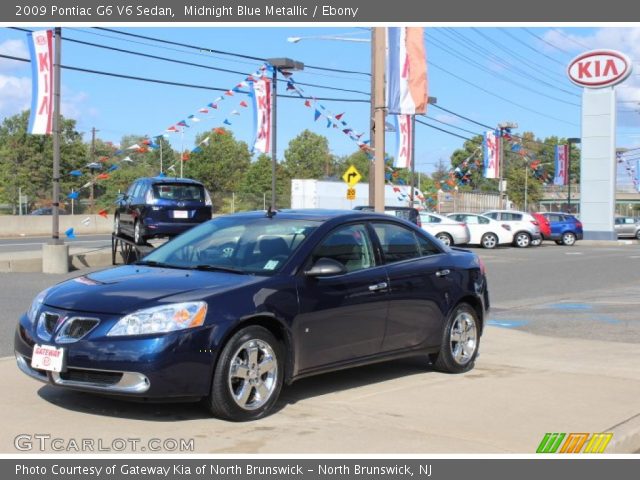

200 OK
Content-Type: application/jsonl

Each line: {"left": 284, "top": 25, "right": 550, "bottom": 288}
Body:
{"left": 114, "top": 177, "right": 212, "bottom": 244}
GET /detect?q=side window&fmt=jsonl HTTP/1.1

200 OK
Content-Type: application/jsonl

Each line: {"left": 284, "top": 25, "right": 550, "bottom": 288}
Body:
{"left": 311, "top": 224, "right": 375, "bottom": 273}
{"left": 126, "top": 182, "right": 137, "bottom": 197}
{"left": 373, "top": 223, "right": 423, "bottom": 264}
{"left": 478, "top": 216, "right": 489, "bottom": 224}
{"left": 503, "top": 213, "right": 522, "bottom": 221}
{"left": 464, "top": 215, "right": 479, "bottom": 225}
{"left": 485, "top": 212, "right": 498, "bottom": 220}
{"left": 132, "top": 182, "right": 144, "bottom": 200}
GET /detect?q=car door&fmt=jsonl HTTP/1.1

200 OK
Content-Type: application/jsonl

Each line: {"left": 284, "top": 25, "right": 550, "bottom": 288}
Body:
{"left": 371, "top": 222, "right": 449, "bottom": 352}
{"left": 547, "top": 214, "right": 562, "bottom": 238}
{"left": 120, "top": 181, "right": 139, "bottom": 232}
{"left": 295, "top": 223, "right": 389, "bottom": 372}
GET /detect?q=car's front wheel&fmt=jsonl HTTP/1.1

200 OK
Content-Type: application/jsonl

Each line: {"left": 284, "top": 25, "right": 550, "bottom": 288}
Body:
{"left": 113, "top": 214, "right": 121, "bottom": 236}
{"left": 436, "top": 232, "right": 453, "bottom": 246}
{"left": 133, "top": 220, "right": 144, "bottom": 245}
{"left": 206, "top": 326, "right": 284, "bottom": 421}
{"left": 513, "top": 232, "right": 531, "bottom": 248}
{"left": 432, "top": 303, "right": 480, "bottom": 374}
{"left": 481, "top": 232, "right": 498, "bottom": 249}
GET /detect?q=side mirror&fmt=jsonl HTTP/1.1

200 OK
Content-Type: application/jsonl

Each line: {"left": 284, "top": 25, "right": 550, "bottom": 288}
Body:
{"left": 305, "top": 257, "right": 346, "bottom": 277}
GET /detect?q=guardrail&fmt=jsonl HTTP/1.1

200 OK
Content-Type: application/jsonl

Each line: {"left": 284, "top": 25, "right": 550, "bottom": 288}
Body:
{"left": 0, "top": 214, "right": 113, "bottom": 237}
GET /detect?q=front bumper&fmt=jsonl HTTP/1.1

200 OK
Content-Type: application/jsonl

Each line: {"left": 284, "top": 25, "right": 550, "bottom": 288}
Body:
{"left": 14, "top": 313, "right": 218, "bottom": 399}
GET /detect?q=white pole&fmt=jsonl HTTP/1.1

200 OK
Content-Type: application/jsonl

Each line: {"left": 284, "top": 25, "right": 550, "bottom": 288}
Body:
{"left": 180, "top": 129, "right": 184, "bottom": 179}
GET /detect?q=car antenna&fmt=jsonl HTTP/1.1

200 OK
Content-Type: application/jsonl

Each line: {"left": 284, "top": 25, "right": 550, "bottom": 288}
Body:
{"left": 266, "top": 205, "right": 276, "bottom": 218}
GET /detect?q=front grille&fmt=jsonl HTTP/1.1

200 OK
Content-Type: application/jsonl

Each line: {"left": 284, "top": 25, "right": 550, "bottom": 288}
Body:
{"left": 57, "top": 318, "right": 99, "bottom": 343}
{"left": 59, "top": 369, "right": 123, "bottom": 386}
{"left": 42, "top": 312, "right": 60, "bottom": 335}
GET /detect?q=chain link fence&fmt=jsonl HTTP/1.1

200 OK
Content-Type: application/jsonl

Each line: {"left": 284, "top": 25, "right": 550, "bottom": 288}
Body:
{"left": 211, "top": 192, "right": 292, "bottom": 214}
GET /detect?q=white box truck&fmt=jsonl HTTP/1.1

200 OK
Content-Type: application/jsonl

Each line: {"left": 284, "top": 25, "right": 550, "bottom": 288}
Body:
{"left": 290, "top": 179, "right": 423, "bottom": 210}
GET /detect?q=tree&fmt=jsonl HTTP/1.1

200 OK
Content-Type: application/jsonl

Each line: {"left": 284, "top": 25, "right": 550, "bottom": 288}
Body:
{"left": 183, "top": 129, "right": 251, "bottom": 212}
{"left": 240, "top": 153, "right": 291, "bottom": 209}
{"left": 0, "top": 110, "right": 87, "bottom": 213}
{"left": 283, "top": 130, "right": 335, "bottom": 179}
{"left": 336, "top": 150, "right": 371, "bottom": 181}
{"left": 449, "top": 135, "right": 496, "bottom": 192}
{"left": 431, "top": 158, "right": 452, "bottom": 185}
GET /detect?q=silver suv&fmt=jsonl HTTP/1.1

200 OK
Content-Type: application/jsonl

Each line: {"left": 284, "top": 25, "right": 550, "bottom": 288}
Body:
{"left": 614, "top": 216, "right": 640, "bottom": 239}
{"left": 482, "top": 210, "right": 542, "bottom": 248}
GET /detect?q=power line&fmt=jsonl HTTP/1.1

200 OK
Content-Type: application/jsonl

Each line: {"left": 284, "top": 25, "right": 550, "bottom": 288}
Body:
{"left": 94, "top": 27, "right": 371, "bottom": 77}
{"left": 415, "top": 118, "right": 479, "bottom": 143}
{"left": 549, "top": 29, "right": 592, "bottom": 50}
{"left": 500, "top": 29, "right": 565, "bottom": 66}
{"left": 431, "top": 104, "right": 493, "bottom": 130}
{"left": 421, "top": 114, "right": 483, "bottom": 136}
{"left": 0, "top": 53, "right": 369, "bottom": 103}
{"left": 522, "top": 28, "right": 572, "bottom": 56}
{"left": 426, "top": 31, "right": 580, "bottom": 106}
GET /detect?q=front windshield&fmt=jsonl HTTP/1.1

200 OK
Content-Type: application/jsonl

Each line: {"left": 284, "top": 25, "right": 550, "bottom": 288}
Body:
{"left": 141, "top": 216, "right": 320, "bottom": 275}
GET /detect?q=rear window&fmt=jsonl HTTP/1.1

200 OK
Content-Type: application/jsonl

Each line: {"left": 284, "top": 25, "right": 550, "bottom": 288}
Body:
{"left": 153, "top": 183, "right": 204, "bottom": 201}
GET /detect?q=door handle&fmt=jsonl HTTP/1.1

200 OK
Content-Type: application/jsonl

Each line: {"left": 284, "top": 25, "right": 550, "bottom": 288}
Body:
{"left": 435, "top": 269, "right": 451, "bottom": 277}
{"left": 368, "top": 282, "right": 388, "bottom": 292}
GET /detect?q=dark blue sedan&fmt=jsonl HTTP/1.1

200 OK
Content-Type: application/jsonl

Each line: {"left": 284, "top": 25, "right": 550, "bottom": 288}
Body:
{"left": 15, "top": 210, "right": 489, "bottom": 421}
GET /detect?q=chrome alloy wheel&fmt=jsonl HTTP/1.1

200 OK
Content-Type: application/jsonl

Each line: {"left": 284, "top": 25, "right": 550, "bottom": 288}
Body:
{"left": 449, "top": 311, "right": 478, "bottom": 366}
{"left": 227, "top": 339, "right": 278, "bottom": 411}
{"left": 515, "top": 232, "right": 530, "bottom": 248}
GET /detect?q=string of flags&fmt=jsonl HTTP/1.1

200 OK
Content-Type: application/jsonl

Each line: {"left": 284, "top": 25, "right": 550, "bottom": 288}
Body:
{"left": 617, "top": 151, "right": 640, "bottom": 191}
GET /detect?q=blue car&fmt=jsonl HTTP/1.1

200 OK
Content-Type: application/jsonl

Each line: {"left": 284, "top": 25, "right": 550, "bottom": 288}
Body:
{"left": 541, "top": 213, "right": 583, "bottom": 246}
{"left": 15, "top": 210, "right": 489, "bottom": 421}
{"left": 114, "top": 177, "right": 212, "bottom": 245}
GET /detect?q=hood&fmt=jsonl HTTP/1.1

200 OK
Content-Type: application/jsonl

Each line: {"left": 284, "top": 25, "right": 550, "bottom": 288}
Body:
{"left": 43, "top": 265, "right": 264, "bottom": 315}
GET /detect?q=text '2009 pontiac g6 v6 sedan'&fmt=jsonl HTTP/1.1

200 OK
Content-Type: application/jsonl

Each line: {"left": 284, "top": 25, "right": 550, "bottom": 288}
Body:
{"left": 15, "top": 209, "right": 489, "bottom": 421}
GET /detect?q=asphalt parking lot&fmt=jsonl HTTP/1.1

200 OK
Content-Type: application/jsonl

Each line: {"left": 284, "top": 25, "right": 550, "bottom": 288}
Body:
{"left": 1, "top": 242, "right": 639, "bottom": 453}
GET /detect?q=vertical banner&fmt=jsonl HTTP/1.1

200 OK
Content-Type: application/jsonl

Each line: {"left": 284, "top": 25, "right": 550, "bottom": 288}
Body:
{"left": 27, "top": 30, "right": 54, "bottom": 135}
{"left": 636, "top": 159, "right": 640, "bottom": 193}
{"left": 483, "top": 130, "right": 500, "bottom": 179}
{"left": 251, "top": 76, "right": 271, "bottom": 153}
{"left": 386, "top": 27, "right": 428, "bottom": 115}
{"left": 394, "top": 114, "right": 412, "bottom": 169}
{"left": 554, "top": 144, "right": 569, "bottom": 186}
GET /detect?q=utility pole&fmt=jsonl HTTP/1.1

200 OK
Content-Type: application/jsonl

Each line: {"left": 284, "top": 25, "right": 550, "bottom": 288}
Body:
{"left": 373, "top": 27, "right": 386, "bottom": 213}
{"left": 271, "top": 65, "right": 277, "bottom": 208}
{"left": 51, "top": 27, "right": 62, "bottom": 244}
{"left": 368, "top": 28, "right": 376, "bottom": 206}
{"left": 90, "top": 127, "right": 97, "bottom": 212}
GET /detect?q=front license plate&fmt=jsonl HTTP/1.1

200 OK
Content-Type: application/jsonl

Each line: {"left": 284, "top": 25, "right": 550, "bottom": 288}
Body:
{"left": 173, "top": 210, "right": 189, "bottom": 219}
{"left": 31, "top": 344, "right": 65, "bottom": 372}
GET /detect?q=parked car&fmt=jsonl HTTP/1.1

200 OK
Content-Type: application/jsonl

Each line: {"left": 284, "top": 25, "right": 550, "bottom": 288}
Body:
{"left": 482, "top": 210, "right": 542, "bottom": 248}
{"left": 447, "top": 213, "right": 513, "bottom": 249}
{"left": 353, "top": 205, "right": 421, "bottom": 226}
{"left": 114, "top": 177, "right": 212, "bottom": 245}
{"left": 539, "top": 212, "right": 583, "bottom": 246}
{"left": 531, "top": 213, "right": 551, "bottom": 243}
{"left": 30, "top": 207, "right": 68, "bottom": 215}
{"left": 15, "top": 209, "right": 489, "bottom": 421}
{"left": 614, "top": 216, "right": 640, "bottom": 239}
{"left": 418, "top": 212, "right": 470, "bottom": 246}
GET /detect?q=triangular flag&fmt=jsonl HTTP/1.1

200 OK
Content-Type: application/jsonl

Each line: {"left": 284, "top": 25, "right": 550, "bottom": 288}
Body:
{"left": 122, "top": 156, "right": 133, "bottom": 163}
{"left": 225, "top": 90, "right": 234, "bottom": 96}
{"left": 280, "top": 70, "right": 293, "bottom": 78}
{"left": 201, "top": 136, "right": 211, "bottom": 146}
{"left": 67, "top": 191, "right": 79, "bottom": 200}
{"left": 64, "top": 228, "right": 76, "bottom": 239}
{"left": 166, "top": 126, "right": 178, "bottom": 133}
{"left": 142, "top": 139, "right": 151, "bottom": 145}
{"left": 126, "top": 144, "right": 140, "bottom": 150}
{"left": 239, "top": 100, "right": 248, "bottom": 108}
{"left": 224, "top": 119, "right": 232, "bottom": 125}
{"left": 191, "top": 146, "right": 203, "bottom": 154}
{"left": 81, "top": 217, "right": 91, "bottom": 226}
{"left": 69, "top": 170, "right": 82, "bottom": 177}
{"left": 231, "top": 110, "right": 240, "bottom": 116}
{"left": 214, "top": 127, "right": 227, "bottom": 135}
{"left": 207, "top": 103, "right": 218, "bottom": 109}
{"left": 81, "top": 182, "right": 92, "bottom": 189}
{"left": 237, "top": 81, "right": 248, "bottom": 88}
{"left": 98, "top": 209, "right": 108, "bottom": 218}
{"left": 107, "top": 164, "right": 119, "bottom": 172}
{"left": 314, "top": 109, "right": 321, "bottom": 121}
{"left": 335, "top": 113, "right": 344, "bottom": 120}
{"left": 246, "top": 75, "right": 256, "bottom": 82}
{"left": 214, "top": 96, "right": 224, "bottom": 102}
{"left": 114, "top": 149, "right": 124, "bottom": 155}
{"left": 326, "top": 118, "right": 332, "bottom": 128}
{"left": 188, "top": 115, "right": 200, "bottom": 122}
{"left": 177, "top": 120, "right": 189, "bottom": 128}
{"left": 199, "top": 108, "right": 209, "bottom": 113}
{"left": 97, "top": 173, "right": 110, "bottom": 180}
{"left": 304, "top": 100, "right": 311, "bottom": 107}
{"left": 287, "top": 81, "right": 296, "bottom": 91}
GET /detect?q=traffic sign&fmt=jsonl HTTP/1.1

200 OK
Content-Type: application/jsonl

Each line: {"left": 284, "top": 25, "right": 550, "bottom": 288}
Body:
{"left": 342, "top": 165, "right": 362, "bottom": 187}
{"left": 346, "top": 187, "right": 356, "bottom": 200}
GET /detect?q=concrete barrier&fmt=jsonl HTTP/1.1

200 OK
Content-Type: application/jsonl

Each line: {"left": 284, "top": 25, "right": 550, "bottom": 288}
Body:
{"left": 0, "top": 214, "right": 113, "bottom": 237}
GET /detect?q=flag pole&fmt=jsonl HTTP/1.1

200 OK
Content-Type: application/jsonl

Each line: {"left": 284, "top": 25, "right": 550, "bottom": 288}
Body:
{"left": 180, "top": 128, "right": 184, "bottom": 178}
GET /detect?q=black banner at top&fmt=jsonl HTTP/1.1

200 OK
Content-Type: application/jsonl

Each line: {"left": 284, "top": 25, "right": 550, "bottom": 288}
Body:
{"left": 5, "top": 0, "right": 639, "bottom": 23}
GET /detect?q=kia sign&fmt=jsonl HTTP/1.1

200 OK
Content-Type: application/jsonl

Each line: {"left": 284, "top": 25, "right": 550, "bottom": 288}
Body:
{"left": 567, "top": 49, "right": 632, "bottom": 88}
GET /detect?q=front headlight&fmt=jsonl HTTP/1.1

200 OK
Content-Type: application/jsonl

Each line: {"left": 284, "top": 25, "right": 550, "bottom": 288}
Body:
{"left": 107, "top": 302, "right": 207, "bottom": 336}
{"left": 27, "top": 288, "right": 50, "bottom": 324}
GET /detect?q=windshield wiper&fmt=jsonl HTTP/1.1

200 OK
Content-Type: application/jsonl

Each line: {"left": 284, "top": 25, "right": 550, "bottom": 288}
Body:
{"left": 190, "top": 264, "right": 244, "bottom": 274}
{"left": 134, "top": 260, "right": 188, "bottom": 269}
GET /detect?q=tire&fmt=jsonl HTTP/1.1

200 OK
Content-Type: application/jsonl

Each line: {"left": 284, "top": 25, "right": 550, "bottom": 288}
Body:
{"left": 481, "top": 233, "right": 498, "bottom": 249}
{"left": 436, "top": 233, "right": 453, "bottom": 246}
{"left": 561, "top": 232, "right": 576, "bottom": 246}
{"left": 531, "top": 238, "right": 542, "bottom": 247}
{"left": 205, "top": 326, "right": 284, "bottom": 421}
{"left": 636, "top": 230, "right": 640, "bottom": 240}
{"left": 555, "top": 240, "right": 563, "bottom": 245}
{"left": 432, "top": 303, "right": 480, "bottom": 374}
{"left": 113, "top": 214, "right": 121, "bottom": 236}
{"left": 133, "top": 220, "right": 144, "bottom": 245}
{"left": 513, "top": 232, "right": 531, "bottom": 248}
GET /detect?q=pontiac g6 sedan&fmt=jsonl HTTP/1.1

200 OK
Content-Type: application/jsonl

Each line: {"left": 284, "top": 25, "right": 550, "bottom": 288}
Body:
{"left": 15, "top": 210, "right": 489, "bottom": 421}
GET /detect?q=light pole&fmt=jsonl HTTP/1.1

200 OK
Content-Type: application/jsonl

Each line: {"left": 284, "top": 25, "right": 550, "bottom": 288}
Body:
{"left": 498, "top": 122, "right": 518, "bottom": 209}
{"left": 409, "top": 97, "right": 437, "bottom": 205}
{"left": 266, "top": 57, "right": 304, "bottom": 210}
{"left": 567, "top": 137, "right": 581, "bottom": 213}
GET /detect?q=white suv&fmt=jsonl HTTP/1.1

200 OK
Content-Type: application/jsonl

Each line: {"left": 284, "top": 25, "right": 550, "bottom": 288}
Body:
{"left": 482, "top": 210, "right": 542, "bottom": 248}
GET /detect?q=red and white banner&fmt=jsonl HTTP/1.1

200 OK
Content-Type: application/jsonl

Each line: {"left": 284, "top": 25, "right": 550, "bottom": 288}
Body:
{"left": 386, "top": 27, "right": 428, "bottom": 115}
{"left": 27, "top": 30, "right": 54, "bottom": 135}
{"left": 251, "top": 77, "right": 271, "bottom": 153}
{"left": 395, "top": 114, "right": 412, "bottom": 169}
{"left": 483, "top": 130, "right": 500, "bottom": 179}
{"left": 554, "top": 144, "right": 569, "bottom": 186}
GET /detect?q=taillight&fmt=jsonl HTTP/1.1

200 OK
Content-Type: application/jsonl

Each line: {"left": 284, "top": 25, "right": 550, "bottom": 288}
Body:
{"left": 478, "top": 257, "right": 486, "bottom": 275}
{"left": 204, "top": 190, "right": 212, "bottom": 207}
{"left": 531, "top": 220, "right": 539, "bottom": 226}
{"left": 576, "top": 220, "right": 583, "bottom": 228}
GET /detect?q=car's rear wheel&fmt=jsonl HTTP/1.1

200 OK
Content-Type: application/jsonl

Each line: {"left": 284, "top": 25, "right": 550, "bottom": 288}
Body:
{"left": 432, "top": 303, "right": 480, "bottom": 374}
{"left": 555, "top": 240, "right": 563, "bottom": 245}
{"left": 206, "top": 326, "right": 283, "bottom": 421}
{"left": 636, "top": 230, "right": 640, "bottom": 240}
{"left": 513, "top": 232, "right": 531, "bottom": 248}
{"left": 481, "top": 233, "right": 498, "bottom": 249}
{"left": 436, "top": 232, "right": 453, "bottom": 246}
{"left": 562, "top": 232, "right": 576, "bottom": 246}
{"left": 133, "top": 220, "right": 144, "bottom": 245}
{"left": 531, "top": 238, "right": 542, "bottom": 246}
{"left": 113, "top": 215, "right": 121, "bottom": 236}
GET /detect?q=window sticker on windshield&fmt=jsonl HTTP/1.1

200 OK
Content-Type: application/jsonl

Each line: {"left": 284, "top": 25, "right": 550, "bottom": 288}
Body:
{"left": 264, "top": 260, "right": 279, "bottom": 270}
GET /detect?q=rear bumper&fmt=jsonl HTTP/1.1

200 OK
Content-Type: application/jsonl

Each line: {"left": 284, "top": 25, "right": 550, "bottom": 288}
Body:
{"left": 142, "top": 221, "right": 202, "bottom": 238}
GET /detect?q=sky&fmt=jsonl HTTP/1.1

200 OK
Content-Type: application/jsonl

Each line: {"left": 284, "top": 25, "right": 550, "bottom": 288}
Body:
{"left": 0, "top": 26, "right": 639, "bottom": 187}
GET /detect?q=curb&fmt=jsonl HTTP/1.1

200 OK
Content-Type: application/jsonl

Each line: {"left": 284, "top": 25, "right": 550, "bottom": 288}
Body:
{"left": 577, "top": 240, "right": 639, "bottom": 246}
{"left": 0, "top": 251, "right": 113, "bottom": 273}
{"left": 608, "top": 413, "right": 640, "bottom": 453}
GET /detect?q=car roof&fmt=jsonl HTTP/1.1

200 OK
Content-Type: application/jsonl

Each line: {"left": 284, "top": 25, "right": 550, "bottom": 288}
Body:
{"left": 217, "top": 209, "right": 413, "bottom": 223}
{"left": 142, "top": 177, "right": 204, "bottom": 185}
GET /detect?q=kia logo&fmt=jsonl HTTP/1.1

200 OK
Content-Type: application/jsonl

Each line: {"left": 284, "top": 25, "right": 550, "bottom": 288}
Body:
{"left": 567, "top": 49, "right": 632, "bottom": 88}
{"left": 36, "top": 35, "right": 46, "bottom": 46}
